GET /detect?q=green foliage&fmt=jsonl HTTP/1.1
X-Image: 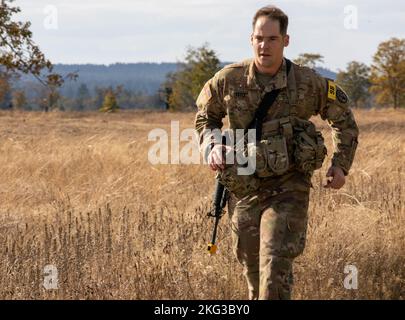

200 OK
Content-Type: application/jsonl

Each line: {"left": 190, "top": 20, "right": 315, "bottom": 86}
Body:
{"left": 0, "top": 72, "right": 11, "bottom": 108}
{"left": 11, "top": 90, "right": 27, "bottom": 110}
{"left": 163, "top": 43, "right": 221, "bottom": 111}
{"left": 100, "top": 90, "right": 120, "bottom": 113}
{"left": 336, "top": 61, "right": 371, "bottom": 108}
{"left": 293, "top": 53, "right": 324, "bottom": 69}
{"left": 76, "top": 83, "right": 90, "bottom": 111}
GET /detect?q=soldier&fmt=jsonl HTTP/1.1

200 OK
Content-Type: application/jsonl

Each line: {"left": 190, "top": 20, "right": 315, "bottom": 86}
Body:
{"left": 195, "top": 5, "right": 359, "bottom": 299}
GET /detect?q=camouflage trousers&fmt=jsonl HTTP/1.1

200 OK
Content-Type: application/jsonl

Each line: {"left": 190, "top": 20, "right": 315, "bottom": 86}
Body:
{"left": 228, "top": 171, "right": 311, "bottom": 300}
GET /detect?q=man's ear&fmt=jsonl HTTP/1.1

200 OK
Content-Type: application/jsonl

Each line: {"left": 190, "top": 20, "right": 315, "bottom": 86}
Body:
{"left": 284, "top": 34, "right": 290, "bottom": 47}
{"left": 250, "top": 33, "right": 254, "bottom": 46}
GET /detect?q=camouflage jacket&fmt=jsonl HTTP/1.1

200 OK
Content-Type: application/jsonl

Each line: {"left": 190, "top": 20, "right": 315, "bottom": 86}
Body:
{"left": 194, "top": 58, "right": 359, "bottom": 175}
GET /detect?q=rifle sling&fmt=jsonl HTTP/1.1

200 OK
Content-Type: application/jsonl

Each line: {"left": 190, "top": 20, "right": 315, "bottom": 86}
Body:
{"left": 248, "top": 58, "right": 292, "bottom": 140}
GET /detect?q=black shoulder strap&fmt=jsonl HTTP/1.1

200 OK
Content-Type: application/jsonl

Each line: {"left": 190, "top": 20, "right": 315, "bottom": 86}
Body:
{"left": 249, "top": 58, "right": 292, "bottom": 140}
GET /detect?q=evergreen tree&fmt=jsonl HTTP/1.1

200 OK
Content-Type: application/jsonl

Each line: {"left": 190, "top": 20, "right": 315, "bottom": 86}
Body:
{"left": 100, "top": 90, "right": 120, "bottom": 113}
{"left": 0, "top": 73, "right": 12, "bottom": 109}
{"left": 76, "top": 83, "right": 90, "bottom": 110}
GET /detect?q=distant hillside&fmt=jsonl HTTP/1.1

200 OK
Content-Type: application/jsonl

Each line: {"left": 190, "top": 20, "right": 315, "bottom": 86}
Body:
{"left": 16, "top": 62, "right": 179, "bottom": 97}
{"left": 16, "top": 62, "right": 336, "bottom": 99}
{"left": 315, "top": 67, "right": 337, "bottom": 80}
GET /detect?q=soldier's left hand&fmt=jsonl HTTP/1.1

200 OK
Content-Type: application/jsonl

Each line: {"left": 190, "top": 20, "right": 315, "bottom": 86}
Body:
{"left": 324, "top": 166, "right": 345, "bottom": 189}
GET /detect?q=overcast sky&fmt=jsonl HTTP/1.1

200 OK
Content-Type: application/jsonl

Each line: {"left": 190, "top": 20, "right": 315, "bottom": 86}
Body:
{"left": 15, "top": 0, "right": 405, "bottom": 72}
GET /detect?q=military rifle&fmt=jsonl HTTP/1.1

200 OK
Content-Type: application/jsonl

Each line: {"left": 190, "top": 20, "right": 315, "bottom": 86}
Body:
{"left": 207, "top": 133, "right": 230, "bottom": 255}
{"left": 207, "top": 178, "right": 228, "bottom": 254}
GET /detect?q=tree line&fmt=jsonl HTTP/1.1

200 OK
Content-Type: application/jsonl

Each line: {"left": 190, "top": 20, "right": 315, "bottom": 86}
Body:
{"left": 162, "top": 39, "right": 404, "bottom": 111}
{"left": 5, "top": 81, "right": 166, "bottom": 112}
{"left": 336, "top": 37, "right": 404, "bottom": 109}
{"left": 0, "top": 0, "right": 403, "bottom": 112}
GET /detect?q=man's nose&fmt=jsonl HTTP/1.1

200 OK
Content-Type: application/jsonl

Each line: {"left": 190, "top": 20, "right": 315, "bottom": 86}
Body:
{"left": 259, "top": 39, "right": 270, "bottom": 49}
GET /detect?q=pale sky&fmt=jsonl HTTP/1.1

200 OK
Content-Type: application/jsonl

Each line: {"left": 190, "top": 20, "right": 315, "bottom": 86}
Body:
{"left": 15, "top": 0, "right": 405, "bottom": 72}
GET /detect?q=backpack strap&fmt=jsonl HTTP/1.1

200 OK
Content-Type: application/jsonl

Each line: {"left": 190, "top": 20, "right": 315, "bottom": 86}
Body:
{"left": 248, "top": 58, "right": 292, "bottom": 140}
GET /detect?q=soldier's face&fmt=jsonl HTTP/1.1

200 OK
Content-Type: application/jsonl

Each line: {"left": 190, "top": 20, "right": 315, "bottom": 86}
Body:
{"left": 251, "top": 16, "right": 289, "bottom": 72}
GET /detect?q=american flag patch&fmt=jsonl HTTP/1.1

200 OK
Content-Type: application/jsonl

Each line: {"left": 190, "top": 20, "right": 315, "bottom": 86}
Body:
{"left": 204, "top": 84, "right": 212, "bottom": 101}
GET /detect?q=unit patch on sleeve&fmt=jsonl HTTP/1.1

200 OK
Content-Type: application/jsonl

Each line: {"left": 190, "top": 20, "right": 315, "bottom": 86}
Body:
{"left": 327, "top": 80, "right": 337, "bottom": 101}
{"left": 204, "top": 83, "right": 212, "bottom": 101}
{"left": 336, "top": 87, "right": 348, "bottom": 104}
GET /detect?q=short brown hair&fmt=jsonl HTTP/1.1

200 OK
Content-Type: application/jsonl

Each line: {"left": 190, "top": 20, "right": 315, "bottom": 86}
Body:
{"left": 252, "top": 6, "right": 289, "bottom": 35}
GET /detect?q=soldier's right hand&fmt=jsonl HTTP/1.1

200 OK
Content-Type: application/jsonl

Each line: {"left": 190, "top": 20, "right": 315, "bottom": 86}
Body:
{"left": 208, "top": 144, "right": 232, "bottom": 171}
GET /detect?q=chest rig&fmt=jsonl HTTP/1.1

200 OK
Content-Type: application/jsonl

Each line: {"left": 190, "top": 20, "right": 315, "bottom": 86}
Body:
{"left": 218, "top": 59, "right": 327, "bottom": 199}
{"left": 252, "top": 63, "right": 326, "bottom": 178}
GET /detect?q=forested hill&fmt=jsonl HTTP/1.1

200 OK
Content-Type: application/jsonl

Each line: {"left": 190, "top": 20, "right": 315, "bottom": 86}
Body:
{"left": 53, "top": 63, "right": 179, "bottom": 95}
{"left": 17, "top": 62, "right": 337, "bottom": 99}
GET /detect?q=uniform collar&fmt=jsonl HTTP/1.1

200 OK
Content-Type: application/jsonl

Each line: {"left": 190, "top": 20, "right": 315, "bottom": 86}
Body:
{"left": 246, "top": 58, "right": 287, "bottom": 92}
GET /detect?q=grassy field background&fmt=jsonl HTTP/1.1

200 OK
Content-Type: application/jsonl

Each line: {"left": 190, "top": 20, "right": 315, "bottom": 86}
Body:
{"left": 0, "top": 108, "right": 403, "bottom": 299}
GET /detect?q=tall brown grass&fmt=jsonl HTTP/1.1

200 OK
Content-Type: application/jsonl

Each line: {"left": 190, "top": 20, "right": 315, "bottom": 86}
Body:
{"left": 0, "top": 108, "right": 403, "bottom": 299}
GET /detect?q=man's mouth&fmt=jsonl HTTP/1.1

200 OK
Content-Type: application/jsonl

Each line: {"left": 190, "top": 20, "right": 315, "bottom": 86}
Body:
{"left": 259, "top": 53, "right": 271, "bottom": 57}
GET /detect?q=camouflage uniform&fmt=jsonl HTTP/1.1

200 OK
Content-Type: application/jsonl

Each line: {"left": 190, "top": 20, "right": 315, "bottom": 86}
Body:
{"left": 195, "top": 58, "right": 359, "bottom": 300}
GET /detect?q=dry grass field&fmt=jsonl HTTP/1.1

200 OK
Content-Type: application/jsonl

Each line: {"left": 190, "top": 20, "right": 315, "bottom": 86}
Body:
{"left": 0, "top": 108, "right": 403, "bottom": 300}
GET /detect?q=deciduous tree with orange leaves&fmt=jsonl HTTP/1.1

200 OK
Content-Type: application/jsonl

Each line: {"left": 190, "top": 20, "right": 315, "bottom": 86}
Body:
{"left": 370, "top": 37, "right": 405, "bottom": 109}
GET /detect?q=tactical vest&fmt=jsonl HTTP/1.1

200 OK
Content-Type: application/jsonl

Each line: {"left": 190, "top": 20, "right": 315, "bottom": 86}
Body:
{"left": 218, "top": 60, "right": 327, "bottom": 198}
